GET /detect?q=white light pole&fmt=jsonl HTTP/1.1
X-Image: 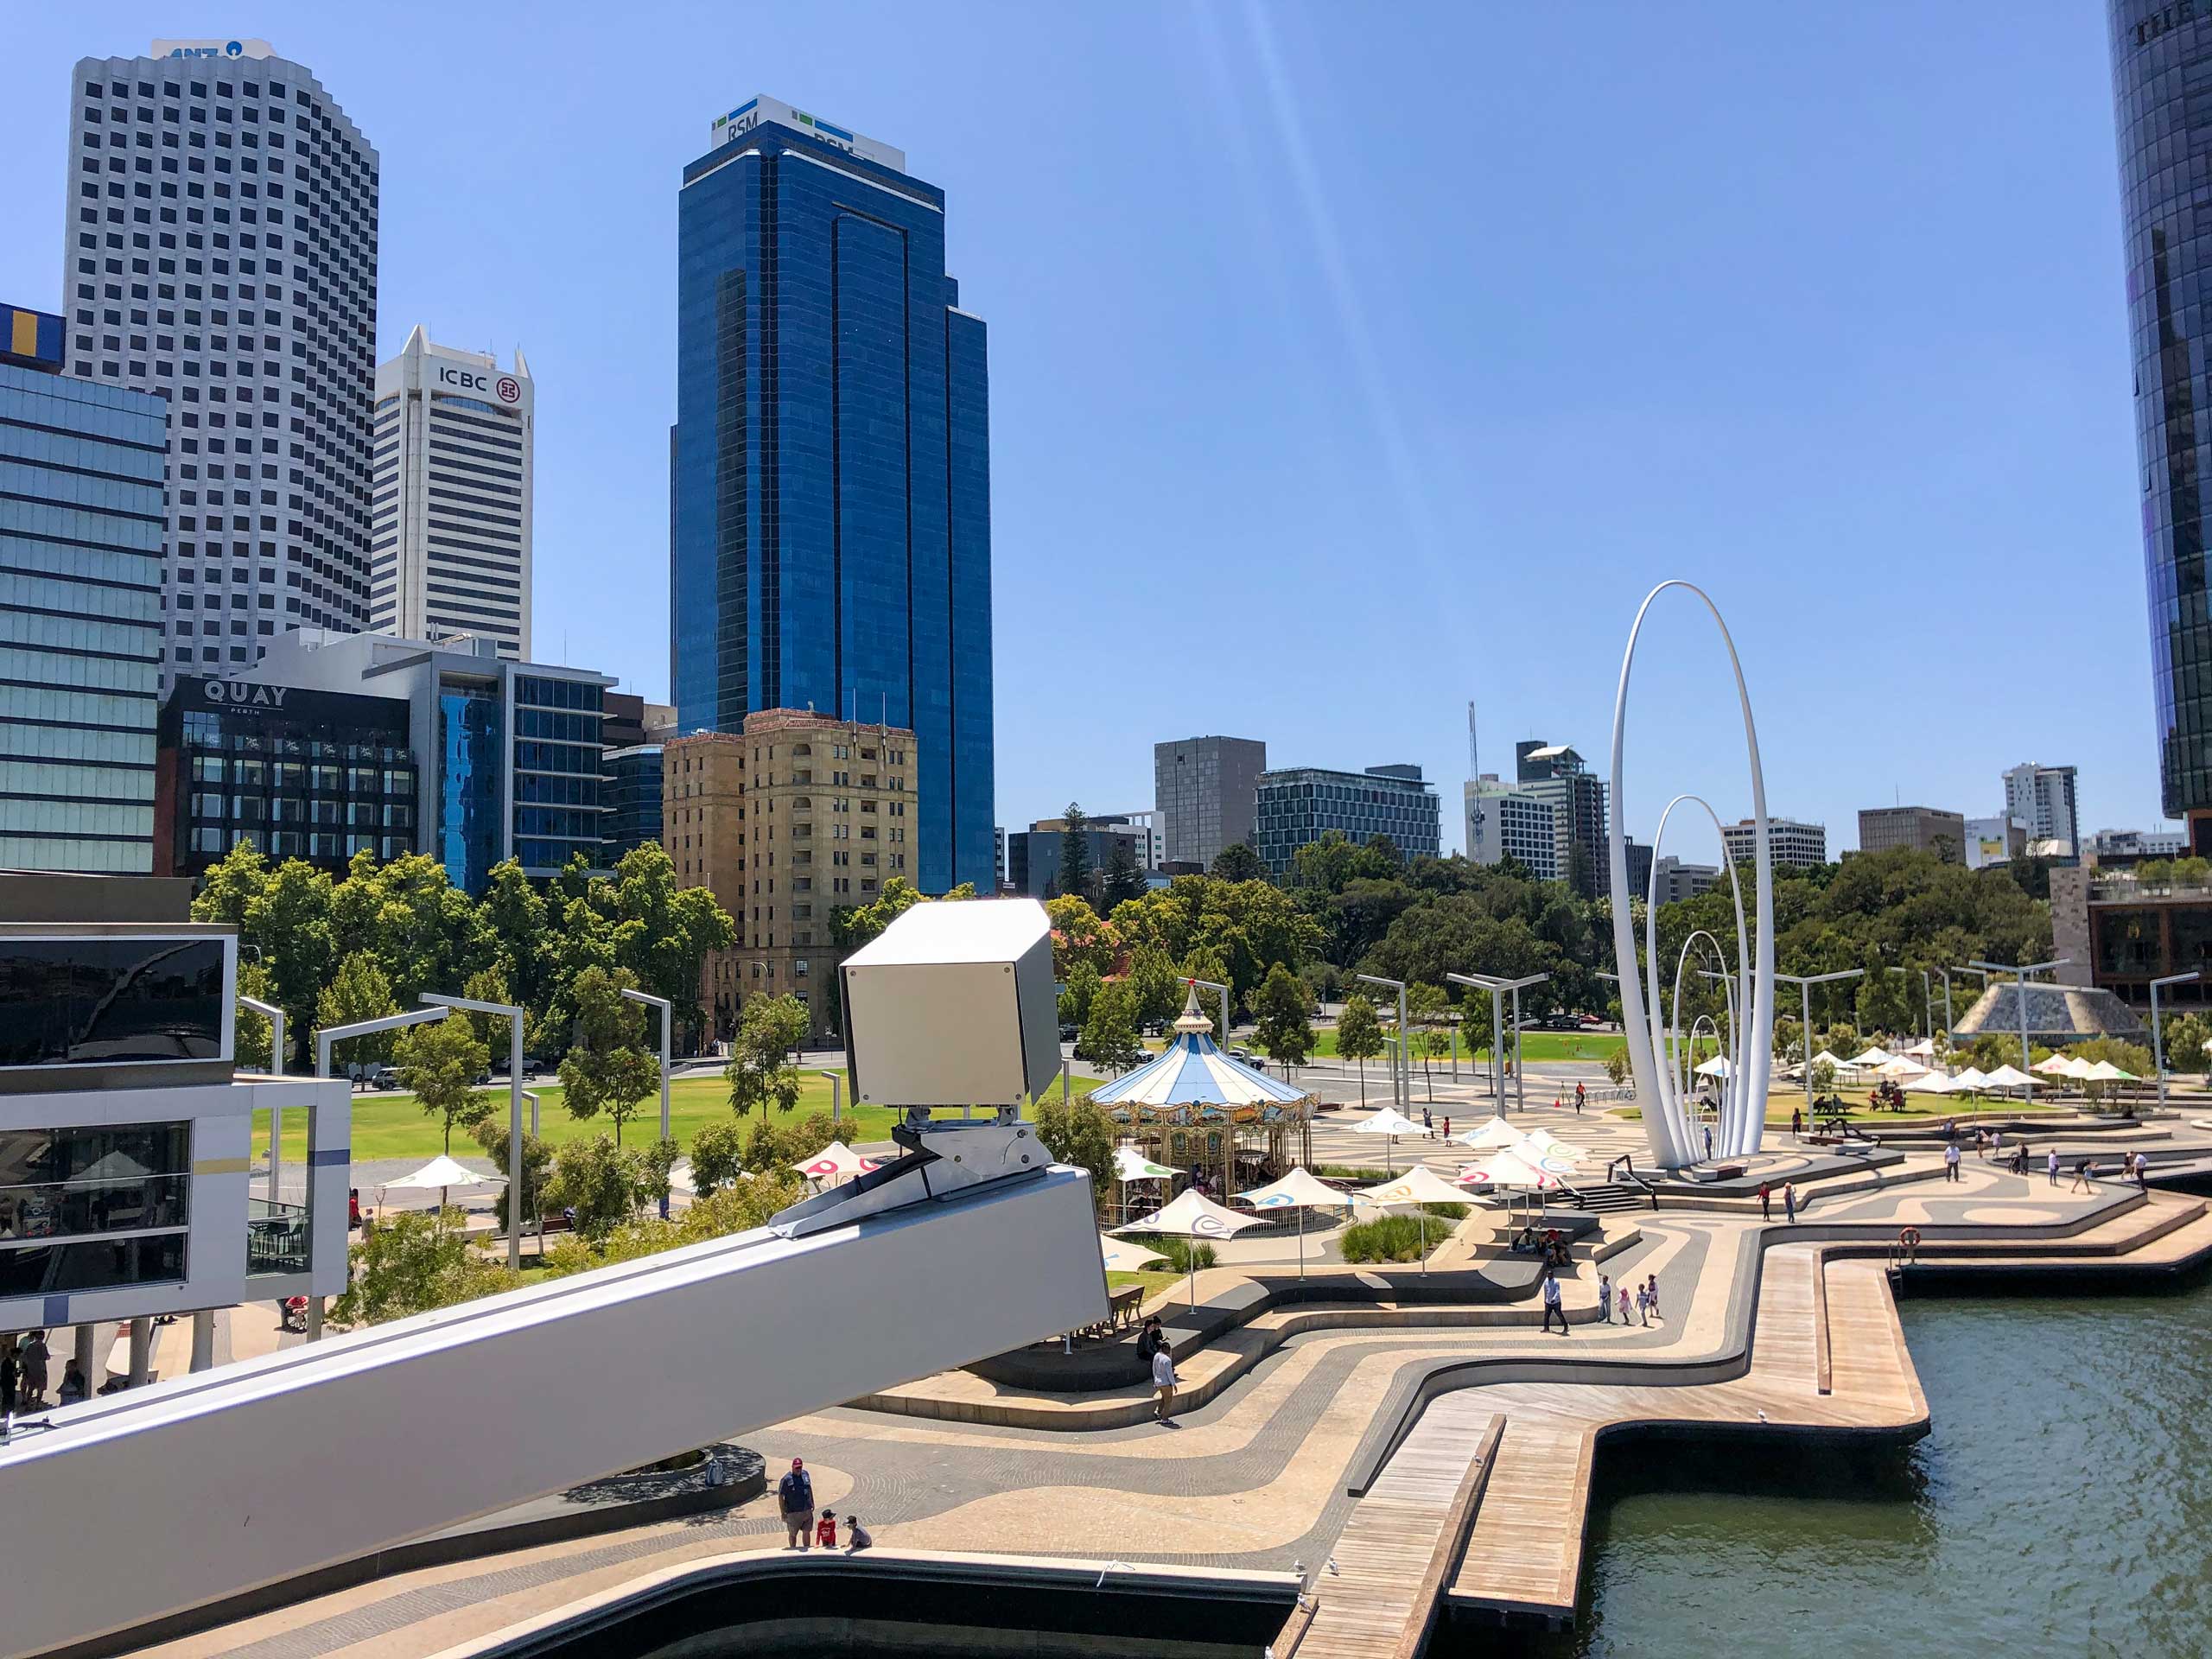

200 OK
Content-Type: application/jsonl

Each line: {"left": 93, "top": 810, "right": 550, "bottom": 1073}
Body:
{"left": 1774, "top": 969, "right": 1862, "bottom": 1118}
{"left": 421, "top": 994, "right": 529, "bottom": 1271}
{"left": 1186, "top": 977, "right": 1233, "bottom": 1052}
{"left": 2151, "top": 970, "right": 2199, "bottom": 1113}
{"left": 1970, "top": 957, "right": 2071, "bottom": 1097}
{"left": 1354, "top": 973, "right": 1409, "bottom": 1111}
{"left": 240, "top": 992, "right": 286, "bottom": 1204}
{"left": 821, "top": 1071, "right": 842, "bottom": 1130}
{"left": 619, "top": 988, "right": 675, "bottom": 1143}
{"left": 1444, "top": 973, "right": 1503, "bottom": 1113}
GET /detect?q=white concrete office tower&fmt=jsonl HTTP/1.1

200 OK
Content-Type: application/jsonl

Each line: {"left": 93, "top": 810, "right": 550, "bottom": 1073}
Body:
{"left": 2001, "top": 761, "right": 2081, "bottom": 858}
{"left": 1721, "top": 816, "right": 1827, "bottom": 868}
{"left": 371, "top": 327, "right": 533, "bottom": 659}
{"left": 1465, "top": 774, "right": 1558, "bottom": 879}
{"left": 63, "top": 41, "right": 378, "bottom": 685}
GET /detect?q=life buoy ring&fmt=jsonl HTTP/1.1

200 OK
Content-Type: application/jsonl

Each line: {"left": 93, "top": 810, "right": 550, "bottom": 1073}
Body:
{"left": 1898, "top": 1226, "right": 1922, "bottom": 1250}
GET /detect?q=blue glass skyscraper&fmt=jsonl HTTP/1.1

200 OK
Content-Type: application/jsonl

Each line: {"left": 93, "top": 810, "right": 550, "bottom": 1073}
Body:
{"left": 672, "top": 96, "right": 994, "bottom": 894}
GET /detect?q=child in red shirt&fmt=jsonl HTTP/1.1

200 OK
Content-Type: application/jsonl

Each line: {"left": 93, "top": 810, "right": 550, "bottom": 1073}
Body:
{"left": 816, "top": 1509, "right": 838, "bottom": 1549}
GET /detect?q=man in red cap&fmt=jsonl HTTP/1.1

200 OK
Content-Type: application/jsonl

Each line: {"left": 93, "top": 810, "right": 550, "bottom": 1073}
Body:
{"left": 777, "top": 1457, "right": 817, "bottom": 1548}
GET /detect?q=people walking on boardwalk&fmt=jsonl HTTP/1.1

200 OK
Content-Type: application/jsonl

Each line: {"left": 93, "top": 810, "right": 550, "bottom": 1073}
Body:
{"left": 1422, "top": 1106, "right": 1433, "bottom": 1134}
{"left": 1759, "top": 1181, "right": 1772, "bottom": 1220}
{"left": 1541, "top": 1270, "right": 1568, "bottom": 1334}
{"left": 779, "top": 1459, "right": 816, "bottom": 1548}
{"left": 1634, "top": 1280, "right": 1651, "bottom": 1325}
{"left": 1618, "top": 1283, "right": 1634, "bottom": 1324}
{"left": 1791, "top": 1106, "right": 1802, "bottom": 1139}
{"left": 1151, "top": 1338, "right": 1179, "bottom": 1425}
{"left": 817, "top": 1508, "right": 838, "bottom": 1548}
{"left": 2135, "top": 1151, "right": 2151, "bottom": 1193}
{"left": 2048, "top": 1149, "right": 2062, "bottom": 1188}
{"left": 19, "top": 1330, "right": 48, "bottom": 1408}
{"left": 844, "top": 1516, "right": 873, "bottom": 1553}
{"left": 1783, "top": 1182, "right": 1797, "bottom": 1222}
{"left": 1442, "top": 1116, "right": 1451, "bottom": 1139}
{"left": 2069, "top": 1158, "right": 2094, "bottom": 1194}
{"left": 1598, "top": 1270, "right": 1612, "bottom": 1322}
{"left": 1644, "top": 1273, "right": 1662, "bottom": 1319}
{"left": 1575, "top": 1082, "right": 1586, "bottom": 1115}
{"left": 1943, "top": 1142, "right": 1962, "bottom": 1183}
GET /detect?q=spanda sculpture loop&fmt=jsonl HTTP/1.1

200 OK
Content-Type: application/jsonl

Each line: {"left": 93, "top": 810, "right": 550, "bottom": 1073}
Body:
{"left": 1605, "top": 581, "right": 1776, "bottom": 1168}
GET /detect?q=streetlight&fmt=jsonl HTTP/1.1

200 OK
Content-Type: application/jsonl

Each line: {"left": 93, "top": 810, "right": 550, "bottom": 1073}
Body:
{"left": 820, "top": 1070, "right": 843, "bottom": 1130}
{"left": 1185, "top": 977, "right": 1233, "bottom": 1052}
{"left": 1969, "top": 957, "right": 2071, "bottom": 1091}
{"left": 1774, "top": 969, "right": 1864, "bottom": 1118}
{"left": 619, "top": 988, "right": 675, "bottom": 1143}
{"left": 421, "top": 992, "right": 529, "bottom": 1272}
{"left": 1354, "top": 973, "right": 1409, "bottom": 1111}
{"left": 2151, "top": 970, "right": 2200, "bottom": 1113}
{"left": 240, "top": 992, "right": 286, "bottom": 1204}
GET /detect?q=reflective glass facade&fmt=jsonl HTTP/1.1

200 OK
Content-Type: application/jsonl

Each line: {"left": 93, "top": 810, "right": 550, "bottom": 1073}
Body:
{"left": 603, "top": 743, "right": 664, "bottom": 860}
{"left": 1252, "top": 765, "right": 1442, "bottom": 879}
{"left": 438, "top": 685, "right": 500, "bottom": 893}
{"left": 0, "top": 938, "right": 226, "bottom": 1065}
{"left": 2113, "top": 3, "right": 2212, "bottom": 834}
{"left": 0, "top": 1121, "right": 191, "bottom": 1298}
{"left": 0, "top": 352, "right": 167, "bottom": 871}
{"left": 673, "top": 112, "right": 994, "bottom": 893}
{"left": 512, "top": 671, "right": 606, "bottom": 874}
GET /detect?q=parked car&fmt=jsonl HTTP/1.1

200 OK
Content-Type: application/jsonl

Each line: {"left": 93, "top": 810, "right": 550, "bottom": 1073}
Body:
{"left": 1058, "top": 1023, "right": 1080, "bottom": 1044}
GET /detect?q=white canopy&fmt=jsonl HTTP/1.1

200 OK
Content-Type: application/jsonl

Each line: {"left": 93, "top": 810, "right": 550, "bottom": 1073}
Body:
{"left": 1874, "top": 1056, "right": 1929, "bottom": 1078}
{"left": 2082, "top": 1058, "right": 2139, "bottom": 1082}
{"left": 1240, "top": 1166, "right": 1357, "bottom": 1211}
{"left": 1112, "top": 1145, "right": 1181, "bottom": 1182}
{"left": 1356, "top": 1106, "right": 1427, "bottom": 1137}
{"left": 390, "top": 1154, "right": 498, "bottom": 1191}
{"left": 2031, "top": 1054, "right": 2076, "bottom": 1077}
{"left": 1358, "top": 1166, "right": 1471, "bottom": 1207}
{"left": 1114, "top": 1185, "right": 1261, "bottom": 1242}
{"left": 1847, "top": 1046, "right": 1896, "bottom": 1068}
{"left": 1951, "top": 1066, "right": 1990, "bottom": 1090}
{"left": 1808, "top": 1048, "right": 1847, "bottom": 1069}
{"left": 1100, "top": 1233, "right": 1168, "bottom": 1273}
{"left": 1903, "top": 1071, "right": 1961, "bottom": 1095}
{"left": 1455, "top": 1147, "right": 1567, "bottom": 1192}
{"left": 792, "top": 1141, "right": 879, "bottom": 1181}
{"left": 1900, "top": 1038, "right": 1939, "bottom": 1058}
{"left": 1456, "top": 1118, "right": 1530, "bottom": 1151}
{"left": 1694, "top": 1055, "right": 1733, "bottom": 1077}
{"left": 1981, "top": 1064, "right": 2036, "bottom": 1089}
{"left": 1518, "top": 1128, "right": 1586, "bottom": 1166}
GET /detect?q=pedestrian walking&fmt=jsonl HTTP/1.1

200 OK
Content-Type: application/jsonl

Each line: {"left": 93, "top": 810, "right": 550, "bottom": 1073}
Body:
{"left": 1783, "top": 1181, "right": 1797, "bottom": 1223}
{"left": 1635, "top": 1281, "right": 1651, "bottom": 1325}
{"left": 1422, "top": 1105, "right": 1433, "bottom": 1135}
{"left": 1618, "top": 1284, "right": 1635, "bottom": 1324}
{"left": 2047, "top": 1149, "right": 2061, "bottom": 1188}
{"left": 1575, "top": 1082, "right": 1586, "bottom": 1116}
{"left": 1644, "top": 1273, "right": 1662, "bottom": 1319}
{"left": 1443, "top": 1116, "right": 1451, "bottom": 1139}
{"left": 19, "top": 1330, "right": 49, "bottom": 1408}
{"left": 1944, "top": 1143, "right": 1962, "bottom": 1184}
{"left": 1541, "top": 1270, "right": 1568, "bottom": 1335}
{"left": 1152, "top": 1338, "right": 1179, "bottom": 1426}
{"left": 1703, "top": 1123, "right": 1714, "bottom": 1160}
{"left": 778, "top": 1458, "right": 816, "bottom": 1549}
{"left": 2070, "top": 1158, "right": 2093, "bottom": 1194}
{"left": 1758, "top": 1181, "right": 1772, "bottom": 1220}
{"left": 1791, "top": 1106, "right": 1802, "bottom": 1139}
{"left": 2136, "top": 1151, "right": 2151, "bottom": 1193}
{"left": 1598, "top": 1270, "right": 1612, "bottom": 1322}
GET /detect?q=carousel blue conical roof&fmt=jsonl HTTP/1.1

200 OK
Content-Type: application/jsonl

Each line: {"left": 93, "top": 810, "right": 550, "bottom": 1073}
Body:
{"left": 1088, "top": 986, "right": 1309, "bottom": 1108}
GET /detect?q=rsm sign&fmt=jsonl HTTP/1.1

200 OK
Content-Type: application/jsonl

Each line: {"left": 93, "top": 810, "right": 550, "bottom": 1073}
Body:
{"left": 201, "top": 678, "right": 290, "bottom": 709}
{"left": 433, "top": 359, "right": 523, "bottom": 407}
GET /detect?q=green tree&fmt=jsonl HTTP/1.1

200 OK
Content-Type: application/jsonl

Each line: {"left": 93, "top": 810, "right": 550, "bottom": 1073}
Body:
{"left": 245, "top": 859, "right": 336, "bottom": 1071}
{"left": 194, "top": 840, "right": 272, "bottom": 928}
{"left": 327, "top": 849, "right": 496, "bottom": 1007}
{"left": 1078, "top": 978, "right": 1142, "bottom": 1071}
{"left": 460, "top": 963, "right": 518, "bottom": 1056}
{"left": 316, "top": 951, "right": 401, "bottom": 1074}
{"left": 727, "top": 993, "right": 810, "bottom": 1116}
{"left": 1058, "top": 959, "right": 1103, "bottom": 1028}
{"left": 544, "top": 1134, "right": 658, "bottom": 1241}
{"left": 1603, "top": 1047, "right": 1631, "bottom": 1087}
{"left": 2164, "top": 1011, "right": 2212, "bottom": 1076}
{"left": 480, "top": 859, "right": 550, "bottom": 1012}
{"left": 557, "top": 965, "right": 662, "bottom": 1145}
{"left": 1101, "top": 831, "right": 1147, "bottom": 911}
{"left": 601, "top": 842, "right": 735, "bottom": 1047}
{"left": 689, "top": 1120, "right": 750, "bottom": 1194}
{"left": 1127, "top": 946, "right": 1185, "bottom": 1027}
{"left": 470, "top": 1113, "right": 554, "bottom": 1234}
{"left": 1046, "top": 893, "right": 1119, "bottom": 980}
{"left": 1057, "top": 802, "right": 1094, "bottom": 900}
{"left": 1336, "top": 992, "right": 1384, "bottom": 1105}
{"left": 831, "top": 876, "right": 978, "bottom": 952}
{"left": 329, "top": 1208, "right": 518, "bottom": 1328}
{"left": 1210, "top": 841, "right": 1268, "bottom": 883}
{"left": 1407, "top": 981, "right": 1451, "bottom": 1100}
{"left": 1254, "top": 963, "right": 1315, "bottom": 1068}
{"left": 396, "top": 1014, "right": 493, "bottom": 1153}
{"left": 1033, "top": 1094, "right": 1116, "bottom": 1220}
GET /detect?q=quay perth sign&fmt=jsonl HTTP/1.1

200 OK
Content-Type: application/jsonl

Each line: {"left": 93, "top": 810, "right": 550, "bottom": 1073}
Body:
{"left": 202, "top": 677, "right": 290, "bottom": 709}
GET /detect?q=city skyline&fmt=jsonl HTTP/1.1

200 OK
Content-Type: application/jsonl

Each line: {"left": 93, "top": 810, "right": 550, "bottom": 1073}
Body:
{"left": 0, "top": 4, "right": 2160, "bottom": 867}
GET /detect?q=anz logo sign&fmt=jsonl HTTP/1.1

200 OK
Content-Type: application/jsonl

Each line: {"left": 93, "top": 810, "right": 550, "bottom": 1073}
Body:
{"left": 167, "top": 41, "right": 245, "bottom": 59}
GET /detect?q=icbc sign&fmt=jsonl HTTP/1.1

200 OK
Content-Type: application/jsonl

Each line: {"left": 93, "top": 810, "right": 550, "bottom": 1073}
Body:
{"left": 496, "top": 377, "right": 521, "bottom": 404}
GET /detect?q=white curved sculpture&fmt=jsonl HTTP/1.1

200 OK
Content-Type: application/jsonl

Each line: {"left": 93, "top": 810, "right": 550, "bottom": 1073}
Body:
{"left": 1643, "top": 795, "right": 1753, "bottom": 1154}
{"left": 1606, "top": 581, "right": 1776, "bottom": 1167}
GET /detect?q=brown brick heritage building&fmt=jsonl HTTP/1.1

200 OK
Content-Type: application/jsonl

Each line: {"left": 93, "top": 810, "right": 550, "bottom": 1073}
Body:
{"left": 664, "top": 709, "right": 918, "bottom": 1042}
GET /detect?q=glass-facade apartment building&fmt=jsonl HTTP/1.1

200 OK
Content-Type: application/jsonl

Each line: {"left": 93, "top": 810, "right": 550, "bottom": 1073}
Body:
{"left": 0, "top": 302, "right": 168, "bottom": 872}
{"left": 671, "top": 95, "right": 994, "bottom": 893}
{"left": 1253, "top": 763, "right": 1441, "bottom": 879}
{"left": 63, "top": 42, "right": 378, "bottom": 684}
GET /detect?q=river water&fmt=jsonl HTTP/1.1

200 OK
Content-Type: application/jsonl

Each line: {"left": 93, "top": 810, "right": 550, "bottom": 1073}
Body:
{"left": 1498, "top": 1283, "right": 2212, "bottom": 1658}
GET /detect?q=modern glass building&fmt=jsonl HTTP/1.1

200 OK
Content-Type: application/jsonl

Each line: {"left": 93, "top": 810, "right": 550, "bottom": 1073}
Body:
{"left": 1253, "top": 763, "right": 1441, "bottom": 879}
{"left": 672, "top": 95, "right": 994, "bottom": 894}
{"left": 154, "top": 674, "right": 416, "bottom": 876}
{"left": 0, "top": 302, "right": 168, "bottom": 872}
{"left": 602, "top": 744, "right": 664, "bottom": 861}
{"left": 64, "top": 41, "right": 378, "bottom": 684}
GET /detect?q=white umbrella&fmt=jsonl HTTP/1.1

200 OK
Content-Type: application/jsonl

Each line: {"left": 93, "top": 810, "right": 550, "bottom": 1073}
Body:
{"left": 1455, "top": 1146, "right": 1567, "bottom": 1224}
{"left": 1356, "top": 1164, "right": 1468, "bottom": 1273}
{"left": 1694, "top": 1055, "right": 1733, "bottom": 1078}
{"left": 1981, "top": 1063, "right": 2035, "bottom": 1091}
{"left": 1808, "top": 1048, "right": 1847, "bottom": 1069}
{"left": 1518, "top": 1128, "right": 1587, "bottom": 1165}
{"left": 791, "top": 1141, "right": 879, "bottom": 1185}
{"left": 1100, "top": 1232, "right": 1168, "bottom": 1273}
{"left": 1115, "top": 1186, "right": 1261, "bottom": 1309}
{"left": 1847, "top": 1046, "right": 1897, "bottom": 1068}
{"left": 2082, "top": 1059, "right": 2138, "bottom": 1082}
{"left": 1903, "top": 1071, "right": 1960, "bottom": 1095}
{"left": 2030, "top": 1054, "right": 2075, "bottom": 1077}
{"left": 390, "top": 1154, "right": 501, "bottom": 1237}
{"left": 1239, "top": 1166, "right": 1357, "bottom": 1279}
{"left": 1874, "top": 1055, "right": 1928, "bottom": 1078}
{"left": 1355, "top": 1105, "right": 1427, "bottom": 1171}
{"left": 1901, "top": 1038, "right": 1938, "bottom": 1058}
{"left": 1112, "top": 1145, "right": 1181, "bottom": 1182}
{"left": 1951, "top": 1066, "right": 1990, "bottom": 1090}
{"left": 2061, "top": 1056, "right": 2101, "bottom": 1080}
{"left": 1456, "top": 1118, "right": 1531, "bottom": 1152}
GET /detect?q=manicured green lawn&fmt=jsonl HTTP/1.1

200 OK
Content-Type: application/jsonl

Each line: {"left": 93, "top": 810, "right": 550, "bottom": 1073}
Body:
{"left": 1306, "top": 1027, "right": 1624, "bottom": 1064}
{"left": 257, "top": 1067, "right": 1107, "bottom": 1163}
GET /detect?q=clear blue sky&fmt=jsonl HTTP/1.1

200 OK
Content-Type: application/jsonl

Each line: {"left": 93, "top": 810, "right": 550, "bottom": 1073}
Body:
{"left": 0, "top": 3, "right": 2152, "bottom": 860}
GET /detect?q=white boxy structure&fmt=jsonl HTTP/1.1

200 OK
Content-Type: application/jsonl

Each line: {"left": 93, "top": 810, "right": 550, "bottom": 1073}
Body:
{"left": 0, "top": 899, "right": 1107, "bottom": 1658}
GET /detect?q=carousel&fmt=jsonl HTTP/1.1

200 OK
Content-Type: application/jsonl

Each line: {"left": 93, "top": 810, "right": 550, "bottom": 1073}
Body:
{"left": 1088, "top": 985, "right": 1315, "bottom": 1216}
